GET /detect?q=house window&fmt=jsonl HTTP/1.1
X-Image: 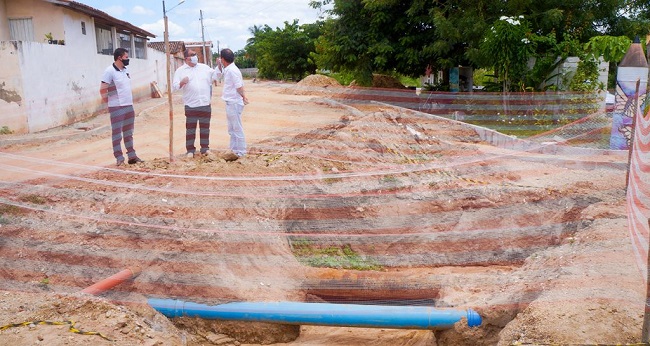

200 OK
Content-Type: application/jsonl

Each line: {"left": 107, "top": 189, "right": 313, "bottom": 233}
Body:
{"left": 134, "top": 36, "right": 147, "bottom": 59}
{"left": 9, "top": 18, "right": 35, "bottom": 42}
{"left": 95, "top": 24, "right": 113, "bottom": 55}
{"left": 118, "top": 31, "right": 132, "bottom": 50}
{"left": 81, "top": 22, "right": 86, "bottom": 35}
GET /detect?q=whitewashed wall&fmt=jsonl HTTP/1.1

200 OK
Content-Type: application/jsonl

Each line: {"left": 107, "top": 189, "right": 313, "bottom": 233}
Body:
{"left": 0, "top": 6, "right": 167, "bottom": 134}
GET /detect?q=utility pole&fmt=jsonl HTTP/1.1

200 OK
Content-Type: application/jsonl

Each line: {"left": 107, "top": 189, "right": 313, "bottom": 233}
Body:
{"left": 162, "top": 0, "right": 185, "bottom": 162}
{"left": 200, "top": 10, "right": 209, "bottom": 67}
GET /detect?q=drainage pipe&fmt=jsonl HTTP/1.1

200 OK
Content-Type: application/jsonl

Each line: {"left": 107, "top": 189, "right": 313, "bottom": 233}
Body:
{"left": 81, "top": 267, "right": 140, "bottom": 295}
{"left": 148, "top": 298, "right": 481, "bottom": 330}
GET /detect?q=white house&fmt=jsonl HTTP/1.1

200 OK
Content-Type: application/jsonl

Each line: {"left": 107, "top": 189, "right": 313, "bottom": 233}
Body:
{"left": 0, "top": 0, "right": 168, "bottom": 134}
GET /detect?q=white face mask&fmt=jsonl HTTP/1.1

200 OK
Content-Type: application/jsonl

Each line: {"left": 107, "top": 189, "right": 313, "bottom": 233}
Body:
{"left": 190, "top": 56, "right": 199, "bottom": 64}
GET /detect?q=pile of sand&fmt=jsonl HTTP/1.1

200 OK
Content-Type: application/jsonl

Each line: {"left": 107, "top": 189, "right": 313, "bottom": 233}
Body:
{"left": 297, "top": 74, "right": 342, "bottom": 88}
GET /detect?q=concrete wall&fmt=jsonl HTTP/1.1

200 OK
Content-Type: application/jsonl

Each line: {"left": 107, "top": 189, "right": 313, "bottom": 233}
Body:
{"left": 0, "top": 0, "right": 8, "bottom": 41}
{"left": 547, "top": 56, "right": 609, "bottom": 91}
{"left": 0, "top": 2, "right": 167, "bottom": 134}
{"left": 6, "top": 0, "right": 65, "bottom": 43}
{"left": 0, "top": 41, "right": 26, "bottom": 132}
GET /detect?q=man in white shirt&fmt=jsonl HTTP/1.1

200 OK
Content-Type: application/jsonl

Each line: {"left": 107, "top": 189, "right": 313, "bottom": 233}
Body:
{"left": 100, "top": 48, "right": 143, "bottom": 166}
{"left": 215, "top": 48, "right": 249, "bottom": 162}
{"left": 173, "top": 49, "right": 218, "bottom": 158}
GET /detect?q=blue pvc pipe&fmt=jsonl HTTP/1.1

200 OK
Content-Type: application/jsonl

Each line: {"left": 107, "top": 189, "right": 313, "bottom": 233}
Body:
{"left": 148, "top": 298, "right": 481, "bottom": 330}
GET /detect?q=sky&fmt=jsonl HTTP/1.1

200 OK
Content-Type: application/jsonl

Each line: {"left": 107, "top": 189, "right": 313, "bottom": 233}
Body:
{"left": 75, "top": 0, "right": 330, "bottom": 52}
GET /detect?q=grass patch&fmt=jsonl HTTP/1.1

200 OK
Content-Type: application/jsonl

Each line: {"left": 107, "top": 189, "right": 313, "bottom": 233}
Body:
{"left": 0, "top": 126, "right": 13, "bottom": 135}
{"left": 322, "top": 177, "right": 342, "bottom": 184}
{"left": 381, "top": 175, "right": 398, "bottom": 184}
{"left": 323, "top": 72, "right": 355, "bottom": 86}
{"left": 0, "top": 204, "right": 21, "bottom": 215}
{"left": 19, "top": 194, "right": 48, "bottom": 205}
{"left": 291, "top": 240, "right": 381, "bottom": 271}
{"left": 399, "top": 75, "right": 420, "bottom": 88}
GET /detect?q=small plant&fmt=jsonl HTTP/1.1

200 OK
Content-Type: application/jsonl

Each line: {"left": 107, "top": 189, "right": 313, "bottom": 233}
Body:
{"left": 0, "top": 126, "right": 13, "bottom": 135}
{"left": 19, "top": 194, "right": 47, "bottom": 205}
{"left": 381, "top": 175, "right": 398, "bottom": 184}
{"left": 322, "top": 177, "right": 341, "bottom": 184}
{"left": 291, "top": 240, "right": 382, "bottom": 271}
{"left": 44, "top": 32, "right": 53, "bottom": 42}
{"left": 0, "top": 204, "right": 21, "bottom": 215}
{"left": 38, "top": 277, "right": 51, "bottom": 290}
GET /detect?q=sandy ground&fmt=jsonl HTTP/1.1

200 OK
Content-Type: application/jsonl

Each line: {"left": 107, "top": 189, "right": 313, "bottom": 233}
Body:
{"left": 0, "top": 79, "right": 645, "bottom": 345}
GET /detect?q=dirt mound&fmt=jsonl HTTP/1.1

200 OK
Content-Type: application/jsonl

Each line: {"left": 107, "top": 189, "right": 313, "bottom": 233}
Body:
{"left": 297, "top": 74, "right": 342, "bottom": 88}
{"left": 349, "top": 74, "right": 407, "bottom": 89}
{"left": 372, "top": 74, "right": 406, "bottom": 89}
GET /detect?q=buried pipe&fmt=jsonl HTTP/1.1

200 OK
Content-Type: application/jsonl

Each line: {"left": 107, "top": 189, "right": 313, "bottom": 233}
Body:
{"left": 148, "top": 298, "right": 481, "bottom": 330}
{"left": 81, "top": 267, "right": 141, "bottom": 295}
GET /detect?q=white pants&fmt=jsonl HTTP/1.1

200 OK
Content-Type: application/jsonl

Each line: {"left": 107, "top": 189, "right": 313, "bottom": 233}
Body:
{"left": 225, "top": 101, "right": 246, "bottom": 156}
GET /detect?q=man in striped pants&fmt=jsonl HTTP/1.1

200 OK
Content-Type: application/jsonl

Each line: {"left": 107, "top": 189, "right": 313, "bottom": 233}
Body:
{"left": 173, "top": 49, "right": 218, "bottom": 158}
{"left": 100, "top": 48, "right": 143, "bottom": 166}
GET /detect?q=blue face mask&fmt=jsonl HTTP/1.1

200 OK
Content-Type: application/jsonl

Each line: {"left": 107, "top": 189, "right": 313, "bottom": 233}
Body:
{"left": 190, "top": 56, "right": 199, "bottom": 64}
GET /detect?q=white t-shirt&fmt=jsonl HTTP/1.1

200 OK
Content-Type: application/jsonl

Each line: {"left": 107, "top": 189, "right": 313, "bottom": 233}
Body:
{"left": 172, "top": 63, "right": 216, "bottom": 108}
{"left": 101, "top": 64, "right": 133, "bottom": 107}
{"left": 220, "top": 63, "right": 244, "bottom": 105}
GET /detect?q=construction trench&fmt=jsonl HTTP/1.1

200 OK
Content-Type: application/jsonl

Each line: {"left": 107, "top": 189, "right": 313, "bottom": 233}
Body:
{"left": 0, "top": 79, "right": 640, "bottom": 345}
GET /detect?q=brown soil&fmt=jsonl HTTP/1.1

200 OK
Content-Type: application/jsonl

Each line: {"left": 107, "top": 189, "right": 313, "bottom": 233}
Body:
{"left": 0, "top": 78, "right": 642, "bottom": 345}
{"left": 297, "top": 75, "right": 341, "bottom": 88}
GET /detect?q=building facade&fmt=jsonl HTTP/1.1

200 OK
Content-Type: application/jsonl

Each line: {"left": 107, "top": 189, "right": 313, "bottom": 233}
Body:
{"left": 0, "top": 0, "right": 167, "bottom": 134}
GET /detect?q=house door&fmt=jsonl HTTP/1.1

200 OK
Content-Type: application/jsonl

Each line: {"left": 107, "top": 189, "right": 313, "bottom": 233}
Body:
{"left": 9, "top": 18, "right": 35, "bottom": 42}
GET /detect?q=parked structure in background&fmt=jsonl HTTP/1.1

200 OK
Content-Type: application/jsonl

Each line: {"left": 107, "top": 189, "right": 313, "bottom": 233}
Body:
{"left": 0, "top": 0, "right": 165, "bottom": 134}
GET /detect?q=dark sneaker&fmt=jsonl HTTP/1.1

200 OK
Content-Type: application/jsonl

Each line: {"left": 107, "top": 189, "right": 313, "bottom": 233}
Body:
{"left": 222, "top": 152, "right": 239, "bottom": 162}
{"left": 128, "top": 157, "right": 144, "bottom": 164}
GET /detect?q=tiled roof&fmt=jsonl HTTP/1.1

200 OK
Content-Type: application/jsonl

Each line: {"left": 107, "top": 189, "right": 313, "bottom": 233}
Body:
{"left": 148, "top": 41, "right": 186, "bottom": 54}
{"left": 46, "top": 0, "right": 156, "bottom": 38}
{"left": 185, "top": 41, "right": 212, "bottom": 47}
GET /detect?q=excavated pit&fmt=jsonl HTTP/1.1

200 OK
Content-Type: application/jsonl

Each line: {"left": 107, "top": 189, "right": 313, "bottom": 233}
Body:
{"left": 0, "top": 94, "right": 633, "bottom": 345}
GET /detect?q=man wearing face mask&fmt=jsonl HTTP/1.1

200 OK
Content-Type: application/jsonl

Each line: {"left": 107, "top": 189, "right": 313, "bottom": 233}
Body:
{"left": 173, "top": 49, "right": 218, "bottom": 158}
{"left": 100, "top": 48, "right": 144, "bottom": 166}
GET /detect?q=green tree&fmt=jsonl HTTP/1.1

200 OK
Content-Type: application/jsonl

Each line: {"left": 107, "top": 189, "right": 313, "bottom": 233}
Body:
{"left": 312, "top": 0, "right": 375, "bottom": 86}
{"left": 246, "top": 20, "right": 320, "bottom": 81}
{"left": 480, "top": 16, "right": 534, "bottom": 91}
{"left": 310, "top": 0, "right": 632, "bottom": 89}
{"left": 234, "top": 49, "right": 256, "bottom": 69}
{"left": 243, "top": 25, "right": 264, "bottom": 68}
{"left": 584, "top": 35, "right": 632, "bottom": 64}
{"left": 583, "top": 35, "right": 632, "bottom": 90}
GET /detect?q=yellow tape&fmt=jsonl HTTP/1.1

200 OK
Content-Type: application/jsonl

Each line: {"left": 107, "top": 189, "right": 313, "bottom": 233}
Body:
{"left": 0, "top": 320, "right": 112, "bottom": 341}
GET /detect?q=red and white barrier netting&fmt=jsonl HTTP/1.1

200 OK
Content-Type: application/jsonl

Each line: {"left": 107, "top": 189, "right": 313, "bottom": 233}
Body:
{"left": 0, "top": 88, "right": 641, "bottom": 321}
{"left": 628, "top": 104, "right": 650, "bottom": 278}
